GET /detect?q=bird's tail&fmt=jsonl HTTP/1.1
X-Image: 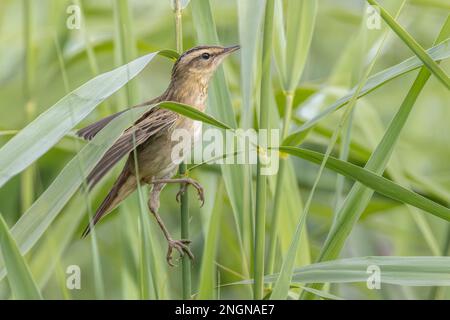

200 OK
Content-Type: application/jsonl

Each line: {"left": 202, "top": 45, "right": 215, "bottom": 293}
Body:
{"left": 82, "top": 165, "right": 137, "bottom": 238}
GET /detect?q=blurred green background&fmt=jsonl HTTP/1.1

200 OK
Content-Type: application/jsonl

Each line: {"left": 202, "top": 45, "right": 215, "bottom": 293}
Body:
{"left": 0, "top": 0, "right": 449, "bottom": 299}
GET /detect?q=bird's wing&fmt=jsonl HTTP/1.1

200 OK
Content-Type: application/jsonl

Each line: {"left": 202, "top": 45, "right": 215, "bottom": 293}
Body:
{"left": 85, "top": 107, "right": 178, "bottom": 189}
{"left": 76, "top": 110, "right": 128, "bottom": 140}
{"left": 76, "top": 97, "right": 162, "bottom": 141}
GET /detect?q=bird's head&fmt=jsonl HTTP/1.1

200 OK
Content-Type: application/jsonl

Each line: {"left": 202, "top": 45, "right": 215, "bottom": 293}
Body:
{"left": 171, "top": 45, "right": 240, "bottom": 83}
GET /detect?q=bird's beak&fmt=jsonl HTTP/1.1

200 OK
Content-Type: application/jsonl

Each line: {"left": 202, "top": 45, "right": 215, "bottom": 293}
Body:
{"left": 222, "top": 45, "right": 240, "bottom": 55}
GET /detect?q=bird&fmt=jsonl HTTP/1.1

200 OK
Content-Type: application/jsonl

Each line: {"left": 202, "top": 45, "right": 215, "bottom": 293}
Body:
{"left": 78, "top": 45, "right": 240, "bottom": 266}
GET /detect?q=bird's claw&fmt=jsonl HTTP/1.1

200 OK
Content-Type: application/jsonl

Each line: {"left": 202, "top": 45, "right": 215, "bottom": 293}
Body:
{"left": 166, "top": 239, "right": 194, "bottom": 267}
{"left": 176, "top": 178, "right": 205, "bottom": 207}
{"left": 175, "top": 184, "right": 186, "bottom": 203}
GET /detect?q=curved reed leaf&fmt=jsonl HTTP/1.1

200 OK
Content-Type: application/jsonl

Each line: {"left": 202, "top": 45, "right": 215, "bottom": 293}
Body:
{"left": 0, "top": 214, "right": 42, "bottom": 299}
{"left": 238, "top": 0, "right": 265, "bottom": 127}
{"left": 158, "top": 49, "right": 180, "bottom": 61}
{"left": 295, "top": 285, "right": 344, "bottom": 300}
{"left": 267, "top": 0, "right": 317, "bottom": 287}
{"left": 28, "top": 189, "right": 100, "bottom": 289}
{"left": 271, "top": 3, "right": 409, "bottom": 298}
{"left": 258, "top": 256, "right": 450, "bottom": 287}
{"left": 0, "top": 105, "right": 152, "bottom": 281}
{"left": 284, "top": 38, "right": 450, "bottom": 144}
{"left": 283, "top": 0, "right": 317, "bottom": 91}
{"left": 0, "top": 52, "right": 164, "bottom": 188}
{"left": 278, "top": 146, "right": 450, "bottom": 222}
{"left": 159, "top": 102, "right": 232, "bottom": 129}
{"left": 367, "top": 0, "right": 450, "bottom": 89}
{"left": 197, "top": 177, "right": 221, "bottom": 299}
{"left": 237, "top": 0, "right": 265, "bottom": 282}
{"left": 300, "top": 16, "right": 450, "bottom": 299}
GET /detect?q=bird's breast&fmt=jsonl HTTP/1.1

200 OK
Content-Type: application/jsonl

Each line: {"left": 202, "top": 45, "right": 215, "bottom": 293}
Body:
{"left": 167, "top": 79, "right": 208, "bottom": 111}
{"left": 192, "top": 120, "right": 203, "bottom": 142}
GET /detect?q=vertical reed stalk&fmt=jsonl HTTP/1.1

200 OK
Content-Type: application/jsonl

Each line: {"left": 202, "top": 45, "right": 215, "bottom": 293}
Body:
{"left": 21, "top": 0, "right": 35, "bottom": 214}
{"left": 266, "top": 91, "right": 293, "bottom": 276}
{"left": 114, "top": 0, "right": 138, "bottom": 106}
{"left": 74, "top": 0, "right": 99, "bottom": 76}
{"left": 174, "top": 0, "right": 191, "bottom": 300}
{"left": 254, "top": 0, "right": 275, "bottom": 300}
{"left": 179, "top": 162, "right": 191, "bottom": 299}
{"left": 174, "top": 0, "right": 183, "bottom": 53}
{"left": 75, "top": 0, "right": 114, "bottom": 117}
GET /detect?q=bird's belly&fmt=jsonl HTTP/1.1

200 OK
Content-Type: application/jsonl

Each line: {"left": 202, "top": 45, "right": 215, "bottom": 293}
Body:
{"left": 133, "top": 119, "right": 202, "bottom": 180}
{"left": 192, "top": 120, "right": 203, "bottom": 143}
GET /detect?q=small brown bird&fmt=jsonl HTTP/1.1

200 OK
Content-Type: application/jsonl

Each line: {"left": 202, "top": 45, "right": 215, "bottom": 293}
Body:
{"left": 78, "top": 45, "right": 239, "bottom": 265}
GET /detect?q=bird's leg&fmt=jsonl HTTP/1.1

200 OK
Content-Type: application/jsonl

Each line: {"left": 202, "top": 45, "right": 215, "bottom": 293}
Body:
{"left": 148, "top": 182, "right": 194, "bottom": 266}
{"left": 150, "top": 177, "right": 204, "bottom": 207}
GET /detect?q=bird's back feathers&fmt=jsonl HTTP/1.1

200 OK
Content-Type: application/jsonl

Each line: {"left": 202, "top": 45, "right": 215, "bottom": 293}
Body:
{"left": 76, "top": 96, "right": 178, "bottom": 190}
{"left": 79, "top": 107, "right": 179, "bottom": 237}
{"left": 85, "top": 108, "right": 178, "bottom": 188}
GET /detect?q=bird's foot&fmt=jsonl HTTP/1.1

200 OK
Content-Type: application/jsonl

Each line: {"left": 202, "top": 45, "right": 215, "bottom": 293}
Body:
{"left": 166, "top": 239, "right": 194, "bottom": 267}
{"left": 175, "top": 178, "right": 205, "bottom": 207}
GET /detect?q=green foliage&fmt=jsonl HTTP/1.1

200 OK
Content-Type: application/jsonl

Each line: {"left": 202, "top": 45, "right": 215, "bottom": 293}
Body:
{"left": 0, "top": 0, "right": 449, "bottom": 300}
{"left": 0, "top": 214, "right": 42, "bottom": 299}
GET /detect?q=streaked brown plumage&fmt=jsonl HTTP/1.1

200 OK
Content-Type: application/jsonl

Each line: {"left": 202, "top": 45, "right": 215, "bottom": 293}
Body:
{"left": 78, "top": 45, "right": 239, "bottom": 265}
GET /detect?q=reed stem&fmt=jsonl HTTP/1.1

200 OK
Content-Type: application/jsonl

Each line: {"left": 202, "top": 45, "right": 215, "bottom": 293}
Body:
{"left": 266, "top": 91, "right": 293, "bottom": 277}
{"left": 174, "top": 0, "right": 191, "bottom": 300}
{"left": 21, "top": 0, "right": 35, "bottom": 214}
{"left": 254, "top": 0, "right": 275, "bottom": 300}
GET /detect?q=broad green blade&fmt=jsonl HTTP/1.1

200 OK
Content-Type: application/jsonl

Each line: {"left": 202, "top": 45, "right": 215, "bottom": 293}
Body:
{"left": 0, "top": 213, "right": 42, "bottom": 299}
{"left": 237, "top": 0, "right": 265, "bottom": 127}
{"left": 273, "top": 0, "right": 287, "bottom": 86}
{"left": 0, "top": 105, "right": 152, "bottom": 281}
{"left": 410, "top": 0, "right": 450, "bottom": 10}
{"left": 276, "top": 160, "right": 310, "bottom": 265}
{"left": 158, "top": 49, "right": 180, "bottom": 61}
{"left": 28, "top": 188, "right": 100, "bottom": 289}
{"left": 270, "top": 3, "right": 406, "bottom": 298}
{"left": 237, "top": 0, "right": 264, "bottom": 275}
{"left": 274, "top": 0, "right": 318, "bottom": 91}
{"left": 367, "top": 0, "right": 450, "bottom": 89}
{"left": 296, "top": 285, "right": 344, "bottom": 300}
{"left": 307, "top": 17, "right": 450, "bottom": 291}
{"left": 282, "top": 128, "right": 312, "bottom": 146}
{"left": 284, "top": 0, "right": 317, "bottom": 92}
{"left": 197, "top": 176, "right": 221, "bottom": 299}
{"left": 137, "top": 188, "right": 157, "bottom": 300}
{"left": 284, "top": 38, "right": 450, "bottom": 142}
{"left": 267, "top": 0, "right": 317, "bottom": 280}
{"left": 160, "top": 102, "right": 232, "bottom": 129}
{"left": 258, "top": 256, "right": 450, "bottom": 286}
{"left": 0, "top": 52, "right": 166, "bottom": 188}
{"left": 278, "top": 146, "right": 450, "bottom": 222}
{"left": 153, "top": 103, "right": 436, "bottom": 291}
{"left": 357, "top": 103, "right": 441, "bottom": 255}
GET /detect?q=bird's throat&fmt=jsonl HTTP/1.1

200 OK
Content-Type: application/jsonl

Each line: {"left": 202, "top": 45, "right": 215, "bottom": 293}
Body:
{"left": 165, "top": 74, "right": 209, "bottom": 111}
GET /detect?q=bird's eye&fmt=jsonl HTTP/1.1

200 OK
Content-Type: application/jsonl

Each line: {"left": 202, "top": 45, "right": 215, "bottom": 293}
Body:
{"left": 201, "top": 53, "right": 210, "bottom": 60}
